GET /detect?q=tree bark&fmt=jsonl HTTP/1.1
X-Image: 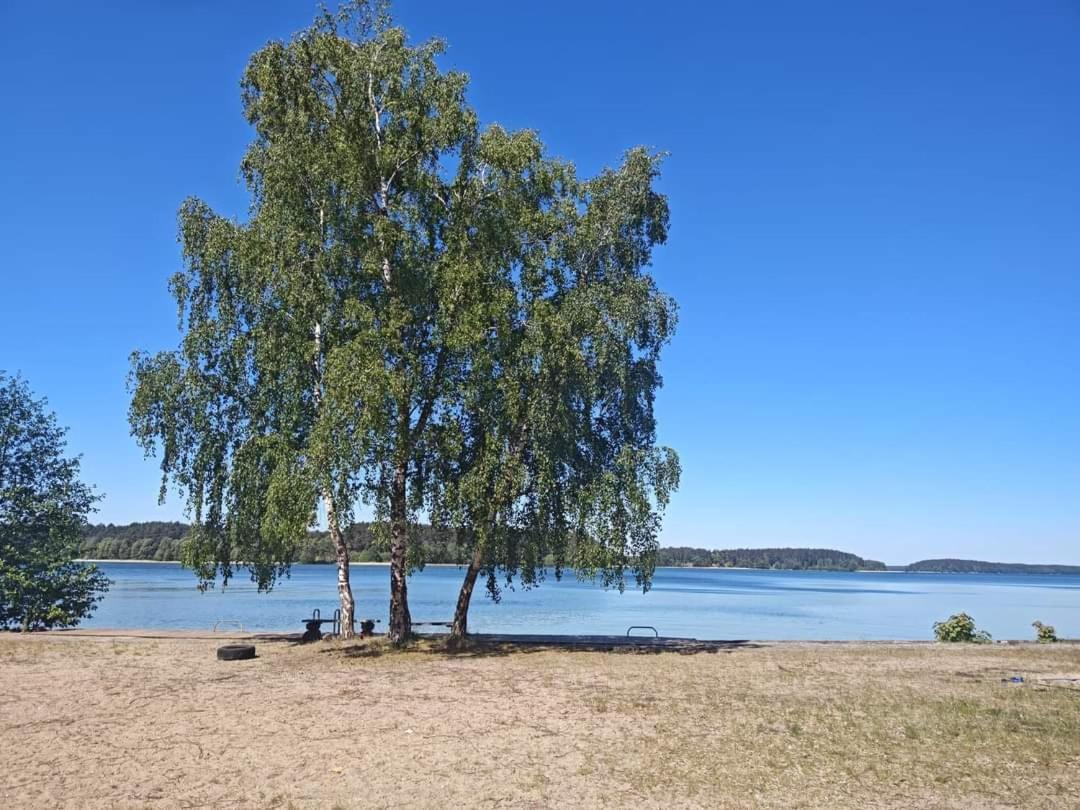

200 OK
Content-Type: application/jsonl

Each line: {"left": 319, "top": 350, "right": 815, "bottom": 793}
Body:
{"left": 387, "top": 459, "right": 411, "bottom": 643}
{"left": 450, "top": 545, "right": 483, "bottom": 640}
{"left": 324, "top": 492, "right": 355, "bottom": 640}
{"left": 448, "top": 431, "right": 528, "bottom": 641}
{"left": 313, "top": 315, "right": 355, "bottom": 640}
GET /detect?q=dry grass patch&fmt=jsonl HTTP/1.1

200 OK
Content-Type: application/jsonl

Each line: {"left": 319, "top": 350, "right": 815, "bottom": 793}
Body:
{"left": 566, "top": 644, "right": 1080, "bottom": 807}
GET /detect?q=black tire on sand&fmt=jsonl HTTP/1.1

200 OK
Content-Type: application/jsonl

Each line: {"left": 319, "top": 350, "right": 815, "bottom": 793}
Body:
{"left": 217, "top": 644, "right": 256, "bottom": 661}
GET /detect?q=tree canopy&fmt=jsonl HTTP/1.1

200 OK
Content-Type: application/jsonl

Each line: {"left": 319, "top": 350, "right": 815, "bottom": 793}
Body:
{"left": 0, "top": 373, "right": 109, "bottom": 631}
{"left": 426, "top": 145, "right": 681, "bottom": 636}
{"left": 129, "top": 0, "right": 679, "bottom": 641}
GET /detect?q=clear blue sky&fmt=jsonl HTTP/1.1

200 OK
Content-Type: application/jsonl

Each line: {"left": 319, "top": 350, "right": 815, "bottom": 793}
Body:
{"left": 2, "top": 1, "right": 1078, "bottom": 565}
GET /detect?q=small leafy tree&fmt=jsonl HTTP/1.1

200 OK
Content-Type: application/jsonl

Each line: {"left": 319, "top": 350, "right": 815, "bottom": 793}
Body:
{"left": 932, "top": 612, "right": 992, "bottom": 643}
{"left": 1032, "top": 621, "right": 1057, "bottom": 643}
{"left": 0, "top": 374, "right": 109, "bottom": 631}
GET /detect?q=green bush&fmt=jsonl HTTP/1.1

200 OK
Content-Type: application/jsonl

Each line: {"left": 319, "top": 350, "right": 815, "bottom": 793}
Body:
{"left": 1032, "top": 621, "right": 1057, "bottom": 643}
{"left": 933, "top": 612, "right": 992, "bottom": 643}
{"left": 0, "top": 374, "right": 110, "bottom": 630}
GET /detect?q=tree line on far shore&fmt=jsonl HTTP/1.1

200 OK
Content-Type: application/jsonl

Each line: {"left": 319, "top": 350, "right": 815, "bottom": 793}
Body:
{"left": 657, "top": 546, "right": 885, "bottom": 571}
{"left": 79, "top": 521, "right": 462, "bottom": 565}
{"left": 79, "top": 522, "right": 889, "bottom": 571}
{"left": 905, "top": 558, "right": 1080, "bottom": 575}
{"left": 85, "top": 525, "right": 1080, "bottom": 574}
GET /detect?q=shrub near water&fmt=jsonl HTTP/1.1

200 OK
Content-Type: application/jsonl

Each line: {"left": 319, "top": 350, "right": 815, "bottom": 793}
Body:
{"left": 0, "top": 374, "right": 109, "bottom": 631}
{"left": 1032, "top": 621, "right": 1058, "bottom": 643}
{"left": 933, "top": 612, "right": 992, "bottom": 643}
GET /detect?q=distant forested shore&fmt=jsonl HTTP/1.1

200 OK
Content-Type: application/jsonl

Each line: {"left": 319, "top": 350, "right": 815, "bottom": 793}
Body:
{"left": 902, "top": 558, "right": 1080, "bottom": 575}
{"left": 77, "top": 522, "right": 882, "bottom": 571}
{"left": 655, "top": 546, "right": 885, "bottom": 570}
{"left": 78, "top": 523, "right": 1079, "bottom": 574}
{"left": 80, "top": 521, "right": 452, "bottom": 565}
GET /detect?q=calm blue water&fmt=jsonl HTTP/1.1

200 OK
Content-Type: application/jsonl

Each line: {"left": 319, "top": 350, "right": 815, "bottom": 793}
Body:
{"left": 84, "top": 563, "right": 1080, "bottom": 641}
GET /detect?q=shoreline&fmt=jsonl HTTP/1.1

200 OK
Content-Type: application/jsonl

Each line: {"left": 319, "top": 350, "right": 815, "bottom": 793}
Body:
{"left": 78, "top": 559, "right": 1080, "bottom": 575}
{"left": 36, "top": 627, "right": 1079, "bottom": 645}
{"left": 78, "top": 559, "right": 896, "bottom": 572}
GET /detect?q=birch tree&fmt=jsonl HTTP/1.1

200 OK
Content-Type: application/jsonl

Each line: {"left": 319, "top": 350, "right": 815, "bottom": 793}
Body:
{"left": 429, "top": 150, "right": 681, "bottom": 638}
{"left": 130, "top": 1, "right": 679, "bottom": 642}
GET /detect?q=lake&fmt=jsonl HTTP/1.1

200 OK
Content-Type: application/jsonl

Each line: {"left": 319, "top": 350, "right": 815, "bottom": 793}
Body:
{"left": 82, "top": 562, "right": 1080, "bottom": 641}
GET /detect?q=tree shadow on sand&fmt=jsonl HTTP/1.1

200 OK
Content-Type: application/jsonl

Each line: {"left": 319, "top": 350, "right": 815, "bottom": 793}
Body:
{"left": 320, "top": 635, "right": 765, "bottom": 660}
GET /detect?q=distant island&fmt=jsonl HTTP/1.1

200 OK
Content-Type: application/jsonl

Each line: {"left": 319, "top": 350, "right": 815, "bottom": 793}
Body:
{"left": 902, "top": 558, "right": 1080, "bottom": 575}
{"left": 656, "top": 546, "right": 885, "bottom": 571}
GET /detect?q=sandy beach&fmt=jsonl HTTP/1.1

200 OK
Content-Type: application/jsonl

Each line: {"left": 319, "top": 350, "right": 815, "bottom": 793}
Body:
{"left": 1, "top": 632, "right": 1078, "bottom": 808}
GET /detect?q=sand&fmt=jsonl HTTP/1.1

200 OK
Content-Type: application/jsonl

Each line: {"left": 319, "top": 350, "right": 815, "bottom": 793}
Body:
{"left": 1, "top": 632, "right": 1078, "bottom": 808}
